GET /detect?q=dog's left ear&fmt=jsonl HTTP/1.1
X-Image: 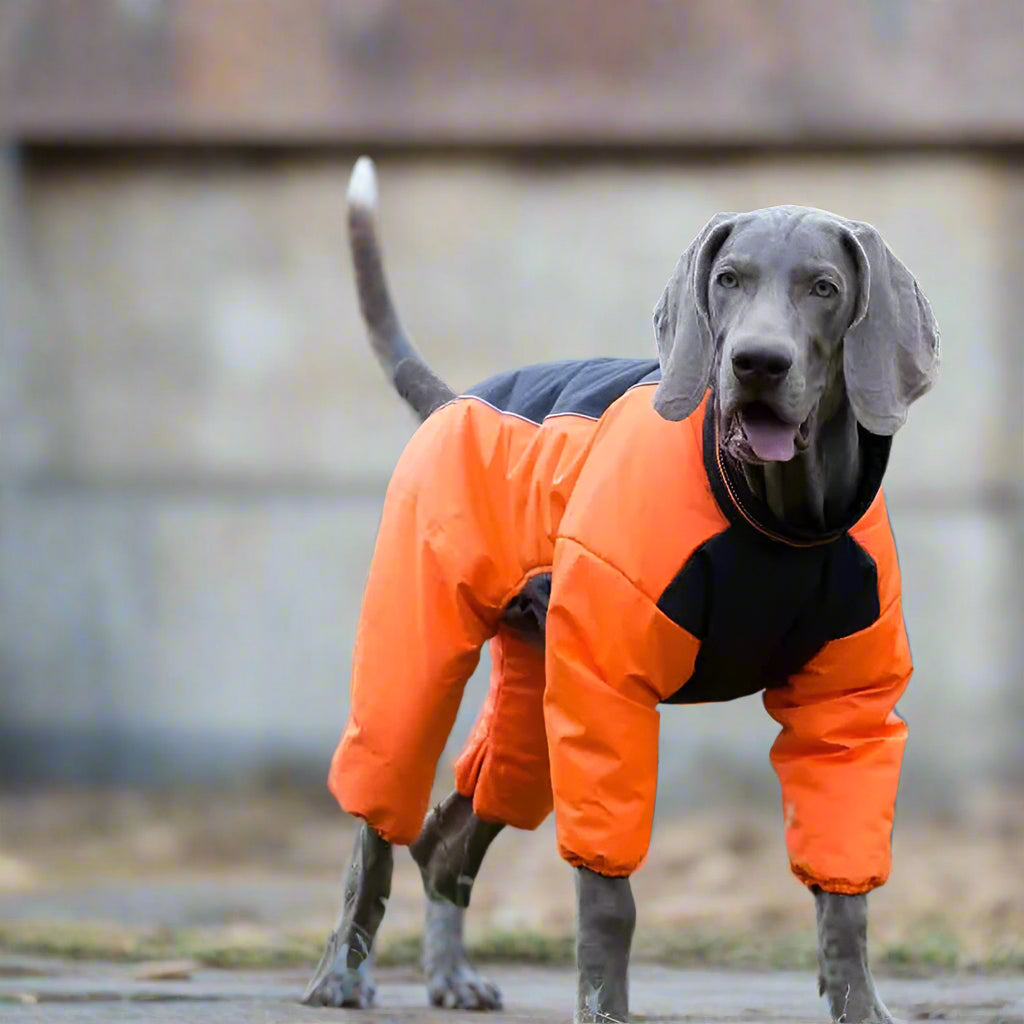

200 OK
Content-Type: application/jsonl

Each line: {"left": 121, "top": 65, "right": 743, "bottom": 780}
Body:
{"left": 841, "top": 220, "right": 941, "bottom": 435}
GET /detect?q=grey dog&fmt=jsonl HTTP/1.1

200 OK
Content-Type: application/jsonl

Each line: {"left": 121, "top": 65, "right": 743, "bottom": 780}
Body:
{"left": 303, "top": 157, "right": 939, "bottom": 1023}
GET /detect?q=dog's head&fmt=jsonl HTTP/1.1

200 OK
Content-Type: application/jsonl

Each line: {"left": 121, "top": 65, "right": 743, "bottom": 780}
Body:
{"left": 651, "top": 206, "right": 940, "bottom": 462}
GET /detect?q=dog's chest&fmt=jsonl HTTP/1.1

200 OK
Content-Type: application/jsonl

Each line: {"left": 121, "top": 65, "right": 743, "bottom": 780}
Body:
{"left": 506, "top": 525, "right": 881, "bottom": 703}
{"left": 656, "top": 527, "right": 880, "bottom": 703}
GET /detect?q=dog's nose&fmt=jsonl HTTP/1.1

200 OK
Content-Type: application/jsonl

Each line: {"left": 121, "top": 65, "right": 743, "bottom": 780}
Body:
{"left": 731, "top": 345, "right": 793, "bottom": 385}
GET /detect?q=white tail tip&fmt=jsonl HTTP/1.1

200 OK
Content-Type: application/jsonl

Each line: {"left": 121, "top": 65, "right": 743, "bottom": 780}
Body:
{"left": 347, "top": 156, "right": 378, "bottom": 211}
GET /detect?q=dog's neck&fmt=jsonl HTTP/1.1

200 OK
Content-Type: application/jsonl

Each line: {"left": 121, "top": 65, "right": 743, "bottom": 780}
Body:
{"left": 739, "top": 379, "right": 862, "bottom": 532}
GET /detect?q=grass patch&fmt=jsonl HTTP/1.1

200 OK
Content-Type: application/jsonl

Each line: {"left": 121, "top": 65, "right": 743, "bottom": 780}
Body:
{"left": 0, "top": 922, "right": 149, "bottom": 963}
{"left": 3, "top": 920, "right": 1022, "bottom": 976}
{"left": 0, "top": 922, "right": 321, "bottom": 969}
{"left": 0, "top": 922, "right": 576, "bottom": 970}
{"left": 635, "top": 927, "right": 820, "bottom": 972}
{"left": 880, "top": 934, "right": 960, "bottom": 975}
{"left": 181, "top": 937, "right": 322, "bottom": 970}
{"left": 465, "top": 931, "right": 576, "bottom": 964}
{"left": 376, "top": 930, "right": 576, "bottom": 967}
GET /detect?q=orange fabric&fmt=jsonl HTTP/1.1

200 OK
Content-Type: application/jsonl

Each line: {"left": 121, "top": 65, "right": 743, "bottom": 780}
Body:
{"left": 557, "top": 392, "right": 728, "bottom": 600}
{"left": 764, "top": 493, "right": 910, "bottom": 893}
{"left": 543, "top": 390, "right": 716, "bottom": 875}
{"left": 543, "top": 537, "right": 702, "bottom": 876}
{"left": 544, "top": 391, "right": 911, "bottom": 890}
{"left": 329, "top": 398, "right": 592, "bottom": 844}
{"left": 331, "top": 380, "right": 913, "bottom": 896}
{"left": 454, "top": 630, "right": 552, "bottom": 830}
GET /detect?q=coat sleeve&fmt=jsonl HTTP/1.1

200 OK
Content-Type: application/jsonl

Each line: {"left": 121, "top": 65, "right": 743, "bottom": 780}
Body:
{"left": 543, "top": 536, "right": 700, "bottom": 877}
{"left": 763, "top": 591, "right": 912, "bottom": 895}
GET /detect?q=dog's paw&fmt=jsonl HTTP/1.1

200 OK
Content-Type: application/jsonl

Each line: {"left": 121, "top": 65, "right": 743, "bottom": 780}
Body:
{"left": 819, "top": 973, "right": 899, "bottom": 1023}
{"left": 302, "top": 932, "right": 376, "bottom": 1010}
{"left": 302, "top": 966, "right": 377, "bottom": 1008}
{"left": 426, "top": 962, "right": 503, "bottom": 1010}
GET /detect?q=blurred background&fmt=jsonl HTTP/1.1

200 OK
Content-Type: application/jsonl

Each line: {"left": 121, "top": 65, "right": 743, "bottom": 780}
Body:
{"left": 0, "top": 0, "right": 1022, "bottom": 977}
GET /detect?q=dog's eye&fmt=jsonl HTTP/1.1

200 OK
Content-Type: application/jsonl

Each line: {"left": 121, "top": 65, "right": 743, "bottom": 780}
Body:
{"left": 716, "top": 271, "right": 739, "bottom": 289}
{"left": 813, "top": 279, "right": 838, "bottom": 298}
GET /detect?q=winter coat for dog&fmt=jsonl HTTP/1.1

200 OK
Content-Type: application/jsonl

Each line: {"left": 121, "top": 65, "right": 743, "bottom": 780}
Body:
{"left": 329, "top": 358, "right": 911, "bottom": 895}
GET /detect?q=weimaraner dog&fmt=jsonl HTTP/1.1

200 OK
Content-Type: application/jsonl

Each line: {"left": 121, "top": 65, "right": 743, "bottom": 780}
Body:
{"left": 303, "top": 157, "right": 939, "bottom": 1023}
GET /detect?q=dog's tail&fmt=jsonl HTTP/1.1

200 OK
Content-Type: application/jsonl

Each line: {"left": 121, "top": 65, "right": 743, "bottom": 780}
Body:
{"left": 346, "top": 156, "right": 456, "bottom": 422}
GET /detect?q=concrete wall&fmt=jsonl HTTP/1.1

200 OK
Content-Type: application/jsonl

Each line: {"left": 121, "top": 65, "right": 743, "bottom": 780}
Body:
{"left": 1, "top": 148, "right": 1022, "bottom": 813}
{"left": 7, "top": 0, "right": 1024, "bottom": 145}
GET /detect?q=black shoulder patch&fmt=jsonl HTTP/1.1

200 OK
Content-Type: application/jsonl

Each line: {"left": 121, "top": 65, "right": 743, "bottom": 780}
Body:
{"left": 658, "top": 528, "right": 881, "bottom": 705}
{"left": 464, "top": 358, "right": 660, "bottom": 424}
{"left": 656, "top": 538, "right": 713, "bottom": 639}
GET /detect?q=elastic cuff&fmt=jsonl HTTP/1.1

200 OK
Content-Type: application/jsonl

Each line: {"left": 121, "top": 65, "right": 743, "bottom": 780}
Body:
{"left": 561, "top": 850, "right": 641, "bottom": 879}
{"left": 791, "top": 862, "right": 887, "bottom": 895}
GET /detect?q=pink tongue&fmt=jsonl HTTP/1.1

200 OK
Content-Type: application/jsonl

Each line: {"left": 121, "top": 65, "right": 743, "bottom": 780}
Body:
{"left": 741, "top": 409, "right": 798, "bottom": 461}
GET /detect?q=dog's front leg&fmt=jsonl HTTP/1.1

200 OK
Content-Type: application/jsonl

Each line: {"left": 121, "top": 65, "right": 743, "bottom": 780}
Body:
{"left": 574, "top": 866, "right": 635, "bottom": 1024}
{"left": 815, "top": 888, "right": 899, "bottom": 1023}
{"left": 301, "top": 823, "right": 393, "bottom": 1008}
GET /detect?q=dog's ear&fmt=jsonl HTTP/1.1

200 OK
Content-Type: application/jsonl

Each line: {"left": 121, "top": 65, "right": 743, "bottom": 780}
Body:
{"left": 840, "top": 220, "right": 940, "bottom": 436}
{"left": 652, "top": 213, "right": 736, "bottom": 421}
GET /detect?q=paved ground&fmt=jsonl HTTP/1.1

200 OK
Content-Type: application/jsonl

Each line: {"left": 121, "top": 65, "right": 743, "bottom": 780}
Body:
{"left": 2, "top": 957, "right": 1024, "bottom": 1023}
{"left": 3, "top": 791, "right": 1024, "bottom": 1021}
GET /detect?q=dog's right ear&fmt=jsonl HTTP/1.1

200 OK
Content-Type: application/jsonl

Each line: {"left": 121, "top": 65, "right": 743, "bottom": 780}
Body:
{"left": 652, "top": 213, "right": 735, "bottom": 421}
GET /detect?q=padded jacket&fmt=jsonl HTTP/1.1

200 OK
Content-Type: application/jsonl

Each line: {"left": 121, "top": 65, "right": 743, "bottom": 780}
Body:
{"left": 332, "top": 357, "right": 912, "bottom": 894}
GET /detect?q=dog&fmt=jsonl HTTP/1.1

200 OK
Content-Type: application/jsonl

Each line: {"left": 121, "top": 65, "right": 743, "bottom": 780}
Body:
{"left": 302, "top": 157, "right": 940, "bottom": 1023}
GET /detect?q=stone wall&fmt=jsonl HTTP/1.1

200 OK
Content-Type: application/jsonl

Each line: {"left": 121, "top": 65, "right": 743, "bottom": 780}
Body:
{"left": 1, "top": 147, "right": 1021, "bottom": 814}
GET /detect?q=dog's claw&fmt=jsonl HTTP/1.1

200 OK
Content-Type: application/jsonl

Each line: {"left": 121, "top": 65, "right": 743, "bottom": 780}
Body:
{"left": 427, "top": 962, "right": 503, "bottom": 1010}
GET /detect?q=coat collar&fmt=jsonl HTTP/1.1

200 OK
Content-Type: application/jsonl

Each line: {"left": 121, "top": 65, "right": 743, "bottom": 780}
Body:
{"left": 701, "top": 391, "right": 891, "bottom": 547}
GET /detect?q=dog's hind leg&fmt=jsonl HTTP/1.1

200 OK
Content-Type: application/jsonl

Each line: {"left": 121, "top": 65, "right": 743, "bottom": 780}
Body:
{"left": 411, "top": 789, "right": 504, "bottom": 906}
{"left": 410, "top": 791, "right": 504, "bottom": 1009}
{"left": 414, "top": 629, "right": 550, "bottom": 907}
{"left": 409, "top": 627, "right": 550, "bottom": 1010}
{"left": 301, "top": 824, "right": 393, "bottom": 1008}
{"left": 423, "top": 889, "right": 504, "bottom": 1009}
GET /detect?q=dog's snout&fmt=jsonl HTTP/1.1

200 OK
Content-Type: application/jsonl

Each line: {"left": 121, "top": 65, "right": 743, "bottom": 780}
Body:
{"left": 731, "top": 344, "right": 793, "bottom": 385}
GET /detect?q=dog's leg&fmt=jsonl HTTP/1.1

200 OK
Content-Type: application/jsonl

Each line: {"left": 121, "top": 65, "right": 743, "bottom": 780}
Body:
{"left": 422, "top": 896, "right": 503, "bottom": 1009}
{"left": 301, "top": 823, "right": 392, "bottom": 1008}
{"left": 410, "top": 790, "right": 504, "bottom": 1009}
{"left": 411, "top": 790, "right": 504, "bottom": 906}
{"left": 574, "top": 866, "right": 635, "bottom": 1024}
{"left": 815, "top": 888, "right": 898, "bottom": 1023}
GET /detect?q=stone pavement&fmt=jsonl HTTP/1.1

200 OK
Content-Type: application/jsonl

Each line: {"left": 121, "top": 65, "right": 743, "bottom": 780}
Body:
{"left": 2, "top": 957, "right": 1024, "bottom": 1024}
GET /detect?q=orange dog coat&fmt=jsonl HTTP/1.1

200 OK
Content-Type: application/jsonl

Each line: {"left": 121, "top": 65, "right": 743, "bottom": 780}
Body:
{"left": 329, "top": 359, "right": 911, "bottom": 894}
